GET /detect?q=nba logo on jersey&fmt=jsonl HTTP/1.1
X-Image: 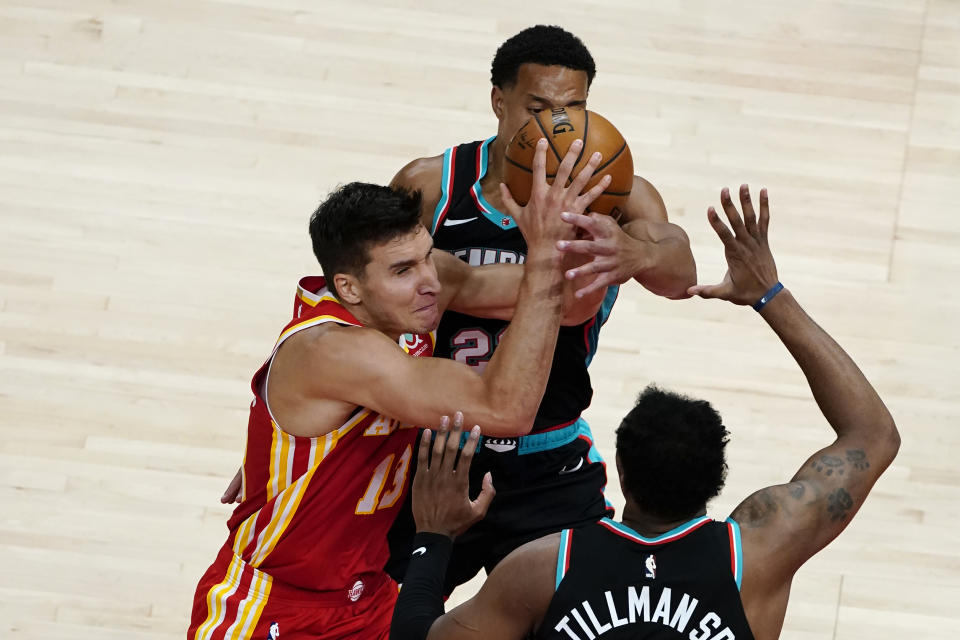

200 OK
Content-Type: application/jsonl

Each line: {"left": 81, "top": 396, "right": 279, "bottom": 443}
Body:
{"left": 267, "top": 621, "right": 279, "bottom": 639}
{"left": 501, "top": 217, "right": 510, "bottom": 227}
{"left": 644, "top": 554, "right": 657, "bottom": 579}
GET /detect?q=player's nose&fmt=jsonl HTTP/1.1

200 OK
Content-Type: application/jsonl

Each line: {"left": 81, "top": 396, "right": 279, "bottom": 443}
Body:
{"left": 419, "top": 263, "right": 441, "bottom": 295}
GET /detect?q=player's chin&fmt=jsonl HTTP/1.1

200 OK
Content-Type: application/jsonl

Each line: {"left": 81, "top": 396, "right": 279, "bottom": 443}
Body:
{"left": 413, "top": 303, "right": 440, "bottom": 332}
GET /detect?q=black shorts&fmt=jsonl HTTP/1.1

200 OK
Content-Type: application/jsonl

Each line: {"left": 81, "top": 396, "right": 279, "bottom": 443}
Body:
{"left": 385, "top": 418, "right": 613, "bottom": 593}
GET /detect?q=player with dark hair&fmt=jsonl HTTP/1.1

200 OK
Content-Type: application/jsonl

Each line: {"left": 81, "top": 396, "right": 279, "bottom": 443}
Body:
{"left": 190, "top": 143, "right": 612, "bottom": 640}
{"left": 389, "top": 185, "right": 901, "bottom": 640}
{"left": 385, "top": 23, "right": 698, "bottom": 596}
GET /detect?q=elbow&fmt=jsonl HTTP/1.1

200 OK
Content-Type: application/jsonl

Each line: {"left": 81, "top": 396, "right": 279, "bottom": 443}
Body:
{"left": 482, "top": 407, "right": 537, "bottom": 437}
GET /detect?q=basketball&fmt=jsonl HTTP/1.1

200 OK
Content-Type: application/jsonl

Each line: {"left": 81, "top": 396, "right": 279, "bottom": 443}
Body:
{"left": 503, "top": 107, "right": 633, "bottom": 217}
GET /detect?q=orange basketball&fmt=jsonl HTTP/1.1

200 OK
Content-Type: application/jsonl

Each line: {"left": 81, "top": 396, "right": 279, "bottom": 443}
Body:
{"left": 503, "top": 107, "right": 633, "bottom": 217}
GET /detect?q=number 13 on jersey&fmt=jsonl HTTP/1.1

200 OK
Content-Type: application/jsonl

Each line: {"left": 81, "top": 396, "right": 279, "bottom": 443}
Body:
{"left": 355, "top": 444, "right": 412, "bottom": 515}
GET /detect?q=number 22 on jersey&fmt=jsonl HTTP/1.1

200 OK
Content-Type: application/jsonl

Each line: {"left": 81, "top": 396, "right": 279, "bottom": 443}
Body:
{"left": 355, "top": 444, "right": 412, "bottom": 515}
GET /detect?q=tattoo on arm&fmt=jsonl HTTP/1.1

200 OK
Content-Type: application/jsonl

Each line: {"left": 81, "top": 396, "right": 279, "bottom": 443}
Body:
{"left": 787, "top": 482, "right": 806, "bottom": 500}
{"left": 846, "top": 449, "right": 870, "bottom": 470}
{"left": 811, "top": 454, "right": 845, "bottom": 476}
{"left": 826, "top": 488, "right": 854, "bottom": 521}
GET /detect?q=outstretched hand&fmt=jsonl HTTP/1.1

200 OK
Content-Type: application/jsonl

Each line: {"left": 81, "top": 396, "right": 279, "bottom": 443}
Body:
{"left": 412, "top": 412, "right": 495, "bottom": 538}
{"left": 499, "top": 138, "right": 612, "bottom": 250}
{"left": 687, "top": 185, "right": 779, "bottom": 305}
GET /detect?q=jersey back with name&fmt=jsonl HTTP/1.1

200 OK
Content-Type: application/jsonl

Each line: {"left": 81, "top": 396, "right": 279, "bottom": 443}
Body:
{"left": 431, "top": 137, "right": 617, "bottom": 431}
{"left": 224, "top": 277, "right": 435, "bottom": 591}
{"left": 536, "top": 517, "right": 754, "bottom": 640}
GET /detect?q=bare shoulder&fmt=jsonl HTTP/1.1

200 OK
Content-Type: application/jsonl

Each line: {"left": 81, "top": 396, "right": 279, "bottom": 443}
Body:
{"left": 392, "top": 154, "right": 445, "bottom": 226}
{"left": 482, "top": 532, "right": 561, "bottom": 622}
{"left": 621, "top": 174, "right": 669, "bottom": 224}
{"left": 290, "top": 322, "right": 401, "bottom": 368}
{"left": 487, "top": 533, "right": 562, "bottom": 593}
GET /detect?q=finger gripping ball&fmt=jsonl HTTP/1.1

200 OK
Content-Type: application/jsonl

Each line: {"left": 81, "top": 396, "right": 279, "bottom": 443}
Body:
{"left": 503, "top": 107, "right": 633, "bottom": 217}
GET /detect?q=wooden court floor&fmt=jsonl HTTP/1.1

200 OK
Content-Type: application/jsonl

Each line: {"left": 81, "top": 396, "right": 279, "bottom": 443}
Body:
{"left": 1, "top": 1, "right": 958, "bottom": 638}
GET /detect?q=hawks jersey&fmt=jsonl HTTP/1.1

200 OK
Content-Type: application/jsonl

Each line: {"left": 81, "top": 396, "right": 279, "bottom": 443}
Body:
{"left": 535, "top": 518, "right": 754, "bottom": 640}
{"left": 217, "top": 277, "right": 434, "bottom": 593}
{"left": 431, "top": 137, "right": 617, "bottom": 431}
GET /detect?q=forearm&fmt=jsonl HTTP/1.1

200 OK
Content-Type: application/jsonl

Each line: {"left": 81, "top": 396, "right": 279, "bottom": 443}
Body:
{"left": 760, "top": 290, "right": 899, "bottom": 455}
{"left": 622, "top": 219, "right": 696, "bottom": 299}
{"left": 479, "top": 245, "right": 565, "bottom": 434}
{"left": 390, "top": 532, "right": 452, "bottom": 640}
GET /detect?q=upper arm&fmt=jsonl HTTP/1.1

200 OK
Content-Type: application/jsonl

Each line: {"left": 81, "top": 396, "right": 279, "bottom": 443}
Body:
{"left": 731, "top": 428, "right": 900, "bottom": 588}
{"left": 435, "top": 250, "right": 522, "bottom": 321}
{"left": 619, "top": 175, "right": 669, "bottom": 224}
{"left": 427, "top": 536, "right": 558, "bottom": 640}
{"left": 392, "top": 155, "right": 445, "bottom": 229}
{"left": 436, "top": 251, "right": 602, "bottom": 326}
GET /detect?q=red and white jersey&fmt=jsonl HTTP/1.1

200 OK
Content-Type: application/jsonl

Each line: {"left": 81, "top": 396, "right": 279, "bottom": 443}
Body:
{"left": 223, "top": 276, "right": 434, "bottom": 592}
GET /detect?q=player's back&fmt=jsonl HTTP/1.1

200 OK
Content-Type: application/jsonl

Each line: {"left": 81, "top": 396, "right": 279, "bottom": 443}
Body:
{"left": 190, "top": 277, "right": 433, "bottom": 639}
{"left": 535, "top": 517, "right": 754, "bottom": 640}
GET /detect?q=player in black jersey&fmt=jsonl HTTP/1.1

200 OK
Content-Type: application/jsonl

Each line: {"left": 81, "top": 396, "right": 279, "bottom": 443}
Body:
{"left": 385, "top": 25, "right": 697, "bottom": 594}
{"left": 390, "top": 185, "right": 901, "bottom": 640}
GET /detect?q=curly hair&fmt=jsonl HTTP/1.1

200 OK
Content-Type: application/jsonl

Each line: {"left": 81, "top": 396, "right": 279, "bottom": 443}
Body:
{"left": 490, "top": 25, "right": 596, "bottom": 89}
{"left": 308, "top": 183, "right": 422, "bottom": 297}
{"left": 615, "top": 385, "right": 729, "bottom": 520}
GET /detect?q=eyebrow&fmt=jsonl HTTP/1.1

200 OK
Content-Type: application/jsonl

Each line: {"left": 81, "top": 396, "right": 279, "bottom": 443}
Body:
{"left": 527, "top": 94, "right": 586, "bottom": 108}
{"left": 388, "top": 243, "right": 434, "bottom": 271}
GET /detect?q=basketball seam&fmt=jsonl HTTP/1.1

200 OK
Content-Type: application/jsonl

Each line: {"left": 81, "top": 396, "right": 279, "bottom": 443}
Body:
{"left": 596, "top": 142, "right": 627, "bottom": 173}
{"left": 534, "top": 115, "right": 564, "bottom": 164}
{"left": 504, "top": 155, "right": 532, "bottom": 174}
{"left": 601, "top": 189, "right": 632, "bottom": 196}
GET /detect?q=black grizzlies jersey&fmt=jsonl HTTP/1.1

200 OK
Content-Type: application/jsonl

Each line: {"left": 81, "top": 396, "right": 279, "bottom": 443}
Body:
{"left": 431, "top": 137, "right": 618, "bottom": 431}
{"left": 535, "top": 518, "right": 753, "bottom": 640}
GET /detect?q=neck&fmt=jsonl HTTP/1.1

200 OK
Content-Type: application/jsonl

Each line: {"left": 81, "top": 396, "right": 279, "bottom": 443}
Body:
{"left": 486, "top": 135, "right": 505, "bottom": 182}
{"left": 341, "top": 304, "right": 402, "bottom": 342}
{"left": 619, "top": 502, "right": 707, "bottom": 538}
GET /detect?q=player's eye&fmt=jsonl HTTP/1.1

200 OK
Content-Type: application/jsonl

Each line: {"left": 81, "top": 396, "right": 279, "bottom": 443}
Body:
{"left": 396, "top": 267, "right": 410, "bottom": 275}
{"left": 528, "top": 107, "right": 544, "bottom": 114}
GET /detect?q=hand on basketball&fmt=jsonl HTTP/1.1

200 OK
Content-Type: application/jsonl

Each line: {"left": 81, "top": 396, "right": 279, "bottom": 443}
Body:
{"left": 554, "top": 212, "right": 645, "bottom": 298}
{"left": 687, "top": 185, "right": 779, "bottom": 305}
{"left": 412, "top": 412, "right": 495, "bottom": 539}
{"left": 499, "top": 138, "right": 611, "bottom": 251}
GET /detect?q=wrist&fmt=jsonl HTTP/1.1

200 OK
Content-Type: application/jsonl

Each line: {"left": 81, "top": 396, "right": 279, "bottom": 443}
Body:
{"left": 414, "top": 529, "right": 456, "bottom": 543}
{"left": 752, "top": 281, "right": 784, "bottom": 312}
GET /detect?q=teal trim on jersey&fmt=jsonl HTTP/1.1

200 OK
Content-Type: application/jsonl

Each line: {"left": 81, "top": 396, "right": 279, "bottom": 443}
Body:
{"left": 472, "top": 137, "right": 518, "bottom": 231}
{"left": 726, "top": 517, "right": 744, "bottom": 591}
{"left": 517, "top": 417, "right": 588, "bottom": 455}
{"left": 601, "top": 515, "right": 712, "bottom": 544}
{"left": 430, "top": 147, "right": 454, "bottom": 235}
{"left": 585, "top": 285, "right": 620, "bottom": 367}
{"left": 555, "top": 529, "right": 571, "bottom": 590}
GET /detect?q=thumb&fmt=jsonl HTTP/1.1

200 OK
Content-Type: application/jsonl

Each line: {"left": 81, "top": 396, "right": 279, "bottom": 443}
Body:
{"left": 473, "top": 472, "right": 496, "bottom": 517}
{"left": 687, "top": 283, "right": 730, "bottom": 299}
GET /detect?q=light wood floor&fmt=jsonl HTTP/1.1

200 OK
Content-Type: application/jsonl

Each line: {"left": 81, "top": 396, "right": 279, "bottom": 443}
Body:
{"left": 1, "top": 1, "right": 958, "bottom": 638}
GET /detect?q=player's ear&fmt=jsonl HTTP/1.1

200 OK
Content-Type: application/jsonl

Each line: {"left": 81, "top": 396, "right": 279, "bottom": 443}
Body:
{"left": 334, "top": 273, "right": 362, "bottom": 305}
{"left": 615, "top": 453, "right": 625, "bottom": 485}
{"left": 491, "top": 85, "right": 504, "bottom": 119}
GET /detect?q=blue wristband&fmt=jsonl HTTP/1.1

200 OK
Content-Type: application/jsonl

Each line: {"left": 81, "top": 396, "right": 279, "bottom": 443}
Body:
{"left": 752, "top": 282, "right": 784, "bottom": 312}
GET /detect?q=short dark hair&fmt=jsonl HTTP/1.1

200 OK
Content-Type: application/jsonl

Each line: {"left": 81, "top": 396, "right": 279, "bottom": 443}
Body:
{"left": 308, "top": 182, "right": 422, "bottom": 297}
{"left": 490, "top": 25, "right": 596, "bottom": 89}
{"left": 615, "top": 385, "right": 729, "bottom": 520}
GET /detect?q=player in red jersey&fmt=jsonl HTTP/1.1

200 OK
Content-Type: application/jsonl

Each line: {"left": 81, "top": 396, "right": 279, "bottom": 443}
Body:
{"left": 189, "top": 140, "right": 612, "bottom": 640}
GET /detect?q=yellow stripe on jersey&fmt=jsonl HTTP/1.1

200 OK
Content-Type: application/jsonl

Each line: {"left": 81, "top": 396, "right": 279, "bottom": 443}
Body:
{"left": 243, "top": 414, "right": 368, "bottom": 567}
{"left": 275, "top": 313, "right": 359, "bottom": 347}
{"left": 223, "top": 565, "right": 273, "bottom": 640}
{"left": 297, "top": 285, "right": 339, "bottom": 308}
{"left": 193, "top": 554, "right": 245, "bottom": 640}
